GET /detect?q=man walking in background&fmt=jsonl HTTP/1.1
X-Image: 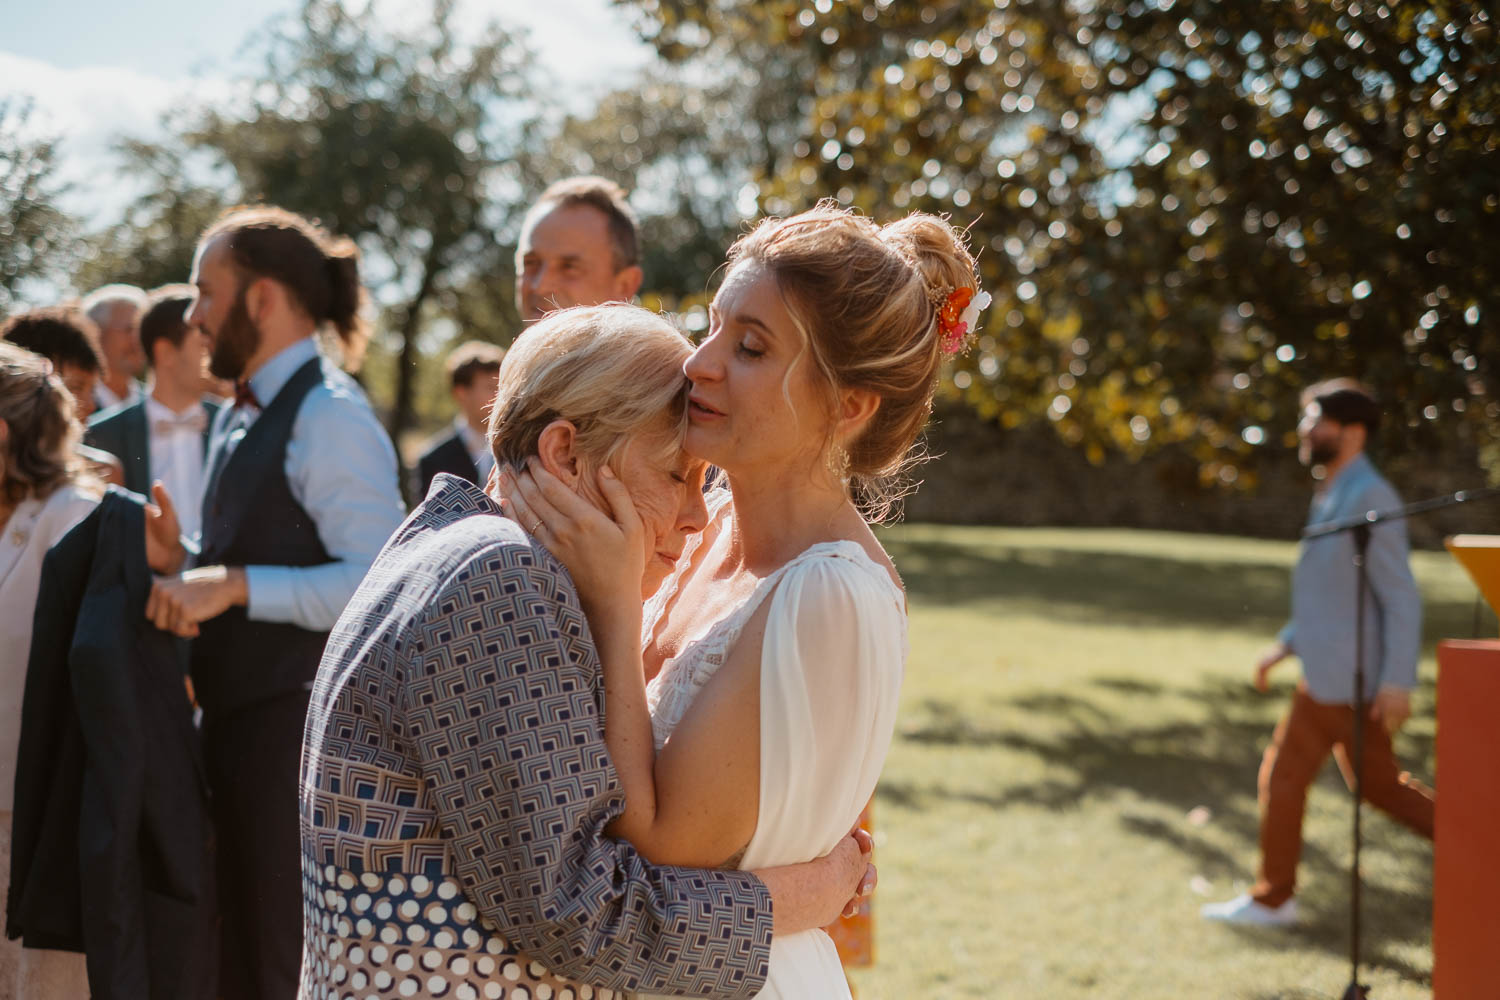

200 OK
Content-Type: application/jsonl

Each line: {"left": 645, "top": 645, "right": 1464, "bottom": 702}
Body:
{"left": 516, "top": 175, "right": 644, "bottom": 323}
{"left": 412, "top": 339, "right": 504, "bottom": 498}
{"left": 81, "top": 284, "right": 149, "bottom": 412}
{"left": 87, "top": 285, "right": 218, "bottom": 538}
{"left": 1203, "top": 379, "right": 1434, "bottom": 927}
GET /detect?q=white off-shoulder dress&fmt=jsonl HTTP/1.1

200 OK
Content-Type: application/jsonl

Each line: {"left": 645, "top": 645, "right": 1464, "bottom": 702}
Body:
{"left": 642, "top": 493, "right": 907, "bottom": 1000}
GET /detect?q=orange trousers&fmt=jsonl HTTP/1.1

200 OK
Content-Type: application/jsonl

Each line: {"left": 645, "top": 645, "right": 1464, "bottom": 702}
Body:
{"left": 1252, "top": 684, "right": 1434, "bottom": 907}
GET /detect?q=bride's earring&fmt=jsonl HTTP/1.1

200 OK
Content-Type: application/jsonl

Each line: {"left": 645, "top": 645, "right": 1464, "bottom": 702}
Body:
{"left": 827, "top": 443, "right": 851, "bottom": 483}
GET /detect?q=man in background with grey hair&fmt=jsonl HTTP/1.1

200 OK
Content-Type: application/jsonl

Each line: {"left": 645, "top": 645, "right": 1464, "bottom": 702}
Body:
{"left": 516, "top": 175, "right": 644, "bottom": 323}
{"left": 81, "top": 283, "right": 149, "bottom": 412}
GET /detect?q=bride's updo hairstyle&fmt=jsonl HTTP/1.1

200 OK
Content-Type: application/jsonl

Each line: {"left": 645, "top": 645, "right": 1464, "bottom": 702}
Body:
{"left": 726, "top": 199, "right": 979, "bottom": 520}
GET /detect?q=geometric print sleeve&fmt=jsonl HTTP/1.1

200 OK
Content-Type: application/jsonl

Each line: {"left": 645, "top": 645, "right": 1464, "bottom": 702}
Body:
{"left": 401, "top": 542, "right": 774, "bottom": 998}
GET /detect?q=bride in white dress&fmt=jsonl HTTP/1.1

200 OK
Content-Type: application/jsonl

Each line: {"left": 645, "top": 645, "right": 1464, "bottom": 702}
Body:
{"left": 504, "top": 201, "right": 985, "bottom": 998}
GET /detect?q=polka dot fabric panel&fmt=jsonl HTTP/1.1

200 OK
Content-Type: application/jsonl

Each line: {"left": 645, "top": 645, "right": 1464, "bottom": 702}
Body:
{"left": 300, "top": 856, "right": 615, "bottom": 1000}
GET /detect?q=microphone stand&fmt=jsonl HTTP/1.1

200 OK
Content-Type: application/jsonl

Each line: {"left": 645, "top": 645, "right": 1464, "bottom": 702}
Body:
{"left": 1302, "top": 484, "right": 1500, "bottom": 1000}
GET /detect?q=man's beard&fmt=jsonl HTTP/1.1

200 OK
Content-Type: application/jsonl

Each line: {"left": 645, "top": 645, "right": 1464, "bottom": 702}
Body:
{"left": 208, "top": 288, "right": 261, "bottom": 381}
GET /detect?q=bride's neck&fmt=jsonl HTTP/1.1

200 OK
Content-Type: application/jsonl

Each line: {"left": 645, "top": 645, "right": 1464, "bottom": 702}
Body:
{"left": 721, "top": 466, "right": 855, "bottom": 573}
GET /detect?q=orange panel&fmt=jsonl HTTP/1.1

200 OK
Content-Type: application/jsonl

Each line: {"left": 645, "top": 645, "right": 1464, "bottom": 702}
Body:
{"left": 1434, "top": 639, "right": 1500, "bottom": 998}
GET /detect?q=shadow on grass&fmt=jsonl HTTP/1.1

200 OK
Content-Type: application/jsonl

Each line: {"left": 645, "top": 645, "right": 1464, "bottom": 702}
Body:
{"left": 1091, "top": 675, "right": 1168, "bottom": 696}
{"left": 889, "top": 532, "right": 1481, "bottom": 645}
{"left": 882, "top": 529, "right": 1444, "bottom": 985}
{"left": 886, "top": 674, "right": 1280, "bottom": 845}
{"left": 881, "top": 671, "right": 1436, "bottom": 985}
{"left": 888, "top": 535, "right": 1293, "bottom": 629}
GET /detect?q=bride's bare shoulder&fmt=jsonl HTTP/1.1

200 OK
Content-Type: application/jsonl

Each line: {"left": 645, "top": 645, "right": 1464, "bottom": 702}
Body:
{"left": 833, "top": 517, "right": 904, "bottom": 599}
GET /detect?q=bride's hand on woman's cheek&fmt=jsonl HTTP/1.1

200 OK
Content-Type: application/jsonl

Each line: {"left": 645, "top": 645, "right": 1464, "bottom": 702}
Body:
{"left": 501, "top": 460, "right": 646, "bottom": 625}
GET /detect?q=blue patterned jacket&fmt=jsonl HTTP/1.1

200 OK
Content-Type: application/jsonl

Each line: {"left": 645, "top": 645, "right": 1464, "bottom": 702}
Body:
{"left": 299, "top": 475, "right": 773, "bottom": 999}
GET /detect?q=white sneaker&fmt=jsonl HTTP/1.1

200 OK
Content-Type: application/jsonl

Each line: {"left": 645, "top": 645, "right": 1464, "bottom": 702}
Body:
{"left": 1200, "top": 893, "right": 1299, "bottom": 926}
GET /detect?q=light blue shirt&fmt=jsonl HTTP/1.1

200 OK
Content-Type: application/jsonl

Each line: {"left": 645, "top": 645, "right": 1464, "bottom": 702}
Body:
{"left": 203, "top": 337, "right": 406, "bottom": 631}
{"left": 1277, "top": 453, "right": 1422, "bottom": 702}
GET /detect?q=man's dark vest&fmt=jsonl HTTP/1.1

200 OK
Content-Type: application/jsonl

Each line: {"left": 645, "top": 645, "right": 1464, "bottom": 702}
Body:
{"left": 191, "top": 357, "right": 331, "bottom": 715}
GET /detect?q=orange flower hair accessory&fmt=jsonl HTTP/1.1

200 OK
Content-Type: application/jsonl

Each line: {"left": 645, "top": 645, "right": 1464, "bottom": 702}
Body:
{"left": 929, "top": 284, "right": 992, "bottom": 355}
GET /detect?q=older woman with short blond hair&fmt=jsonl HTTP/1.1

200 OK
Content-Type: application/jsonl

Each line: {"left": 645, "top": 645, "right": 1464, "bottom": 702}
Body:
{"left": 299, "top": 303, "right": 871, "bottom": 1000}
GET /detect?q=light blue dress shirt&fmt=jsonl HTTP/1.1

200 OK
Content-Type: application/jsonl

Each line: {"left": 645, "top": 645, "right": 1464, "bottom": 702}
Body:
{"left": 202, "top": 337, "right": 406, "bottom": 632}
{"left": 1277, "top": 452, "right": 1422, "bottom": 702}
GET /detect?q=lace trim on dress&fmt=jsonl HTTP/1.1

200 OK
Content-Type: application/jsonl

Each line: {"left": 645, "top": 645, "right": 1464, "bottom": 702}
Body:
{"left": 640, "top": 488, "right": 733, "bottom": 651}
{"left": 644, "top": 495, "right": 906, "bottom": 752}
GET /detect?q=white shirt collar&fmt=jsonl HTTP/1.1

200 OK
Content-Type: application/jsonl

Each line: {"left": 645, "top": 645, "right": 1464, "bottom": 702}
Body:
{"left": 144, "top": 394, "right": 202, "bottom": 423}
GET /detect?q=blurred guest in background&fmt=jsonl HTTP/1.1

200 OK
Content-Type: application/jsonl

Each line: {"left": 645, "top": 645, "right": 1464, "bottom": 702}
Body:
{"left": 412, "top": 339, "right": 504, "bottom": 498}
{"left": 88, "top": 286, "right": 218, "bottom": 538}
{"left": 81, "top": 284, "right": 149, "bottom": 413}
{"left": 1203, "top": 379, "right": 1433, "bottom": 928}
{"left": 143, "top": 206, "right": 404, "bottom": 1000}
{"left": 2, "top": 308, "right": 124, "bottom": 486}
{"left": 0, "top": 342, "right": 99, "bottom": 995}
{"left": 516, "top": 175, "right": 644, "bottom": 323}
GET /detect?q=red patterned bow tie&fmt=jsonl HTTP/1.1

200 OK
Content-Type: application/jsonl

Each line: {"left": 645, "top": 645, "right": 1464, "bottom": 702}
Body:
{"left": 233, "top": 380, "right": 261, "bottom": 411}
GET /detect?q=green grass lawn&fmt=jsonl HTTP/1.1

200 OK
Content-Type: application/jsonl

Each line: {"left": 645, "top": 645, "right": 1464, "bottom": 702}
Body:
{"left": 848, "top": 525, "right": 1481, "bottom": 1000}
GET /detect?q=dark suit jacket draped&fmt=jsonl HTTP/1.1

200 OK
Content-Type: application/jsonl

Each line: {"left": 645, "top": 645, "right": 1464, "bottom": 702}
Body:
{"left": 7, "top": 490, "right": 215, "bottom": 1000}
{"left": 86, "top": 399, "right": 219, "bottom": 497}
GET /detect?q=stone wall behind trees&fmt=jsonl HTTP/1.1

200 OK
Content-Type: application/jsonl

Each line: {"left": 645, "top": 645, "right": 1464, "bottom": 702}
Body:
{"left": 906, "top": 403, "right": 1500, "bottom": 550}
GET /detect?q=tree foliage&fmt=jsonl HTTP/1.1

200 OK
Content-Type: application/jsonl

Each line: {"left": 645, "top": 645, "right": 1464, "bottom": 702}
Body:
{"left": 73, "top": 135, "right": 229, "bottom": 293}
{"left": 194, "top": 0, "right": 541, "bottom": 436}
{"left": 78, "top": 0, "right": 542, "bottom": 441}
{"left": 553, "top": 77, "right": 759, "bottom": 308}
{"left": 625, "top": 0, "right": 1500, "bottom": 484}
{"left": 547, "top": 26, "right": 820, "bottom": 322}
{"left": 0, "top": 100, "right": 77, "bottom": 315}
